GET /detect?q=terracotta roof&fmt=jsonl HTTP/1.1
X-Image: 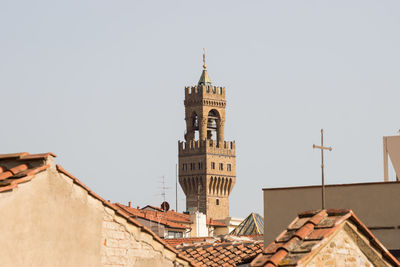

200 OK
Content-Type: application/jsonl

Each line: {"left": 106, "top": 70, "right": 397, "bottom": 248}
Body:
{"left": 177, "top": 237, "right": 263, "bottom": 267}
{"left": 166, "top": 209, "right": 191, "bottom": 223}
{"left": 207, "top": 218, "right": 226, "bottom": 227}
{"left": 0, "top": 152, "right": 55, "bottom": 192}
{"left": 141, "top": 205, "right": 165, "bottom": 212}
{"left": 250, "top": 209, "right": 400, "bottom": 267}
{"left": 0, "top": 152, "right": 197, "bottom": 267}
{"left": 165, "top": 237, "right": 216, "bottom": 247}
{"left": 114, "top": 203, "right": 190, "bottom": 229}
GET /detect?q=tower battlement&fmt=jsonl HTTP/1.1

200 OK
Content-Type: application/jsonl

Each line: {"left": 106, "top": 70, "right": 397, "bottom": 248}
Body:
{"left": 178, "top": 140, "right": 235, "bottom": 156}
{"left": 178, "top": 139, "right": 236, "bottom": 156}
{"left": 185, "top": 85, "right": 226, "bottom": 100}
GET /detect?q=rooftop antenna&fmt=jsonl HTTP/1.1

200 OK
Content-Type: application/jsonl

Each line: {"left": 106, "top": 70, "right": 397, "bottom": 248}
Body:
{"left": 161, "top": 175, "right": 167, "bottom": 207}
{"left": 313, "top": 129, "right": 333, "bottom": 210}
{"left": 156, "top": 176, "right": 170, "bottom": 212}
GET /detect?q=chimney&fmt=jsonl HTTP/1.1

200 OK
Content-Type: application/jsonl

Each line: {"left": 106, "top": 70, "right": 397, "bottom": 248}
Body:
{"left": 128, "top": 201, "right": 131, "bottom": 208}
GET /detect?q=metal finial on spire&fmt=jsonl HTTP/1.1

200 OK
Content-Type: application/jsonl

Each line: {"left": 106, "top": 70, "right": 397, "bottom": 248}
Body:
{"left": 202, "top": 48, "right": 207, "bottom": 69}
{"left": 198, "top": 48, "right": 211, "bottom": 85}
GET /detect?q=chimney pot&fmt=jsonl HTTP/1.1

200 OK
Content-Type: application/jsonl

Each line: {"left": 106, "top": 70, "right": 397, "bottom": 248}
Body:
{"left": 128, "top": 201, "right": 131, "bottom": 208}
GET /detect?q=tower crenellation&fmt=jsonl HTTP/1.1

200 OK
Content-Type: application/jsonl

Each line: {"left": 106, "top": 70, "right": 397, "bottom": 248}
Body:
{"left": 178, "top": 140, "right": 235, "bottom": 156}
{"left": 178, "top": 53, "right": 236, "bottom": 220}
{"left": 185, "top": 85, "right": 226, "bottom": 98}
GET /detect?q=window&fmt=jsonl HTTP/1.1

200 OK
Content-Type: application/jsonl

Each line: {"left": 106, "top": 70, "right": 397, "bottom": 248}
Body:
{"left": 190, "top": 163, "right": 195, "bottom": 170}
{"left": 167, "top": 231, "right": 183, "bottom": 239}
{"left": 227, "top": 164, "right": 231, "bottom": 171}
{"left": 219, "top": 163, "right": 223, "bottom": 170}
{"left": 198, "top": 162, "right": 202, "bottom": 170}
{"left": 216, "top": 199, "right": 219, "bottom": 205}
{"left": 211, "top": 162, "right": 215, "bottom": 169}
{"left": 182, "top": 164, "right": 187, "bottom": 171}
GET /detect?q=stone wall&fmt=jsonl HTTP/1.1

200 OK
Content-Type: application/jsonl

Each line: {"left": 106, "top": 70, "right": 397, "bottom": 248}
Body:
{"left": 101, "top": 206, "right": 187, "bottom": 267}
{"left": 307, "top": 227, "right": 373, "bottom": 267}
{"left": 305, "top": 223, "right": 393, "bottom": 267}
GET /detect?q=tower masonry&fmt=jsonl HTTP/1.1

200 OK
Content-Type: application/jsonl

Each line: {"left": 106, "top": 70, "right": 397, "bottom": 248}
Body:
{"left": 178, "top": 55, "right": 236, "bottom": 220}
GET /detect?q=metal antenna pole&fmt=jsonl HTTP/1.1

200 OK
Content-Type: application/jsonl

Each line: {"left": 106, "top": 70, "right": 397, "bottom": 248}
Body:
{"left": 313, "top": 129, "right": 332, "bottom": 210}
{"left": 175, "top": 163, "right": 178, "bottom": 212}
{"left": 321, "top": 129, "right": 325, "bottom": 209}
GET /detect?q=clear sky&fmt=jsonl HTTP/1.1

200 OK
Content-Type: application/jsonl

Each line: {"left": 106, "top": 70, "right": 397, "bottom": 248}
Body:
{"left": 1, "top": 1, "right": 400, "bottom": 218}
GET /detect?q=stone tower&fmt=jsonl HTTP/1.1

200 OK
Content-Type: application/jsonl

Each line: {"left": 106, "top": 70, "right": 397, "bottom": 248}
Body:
{"left": 178, "top": 54, "right": 236, "bottom": 220}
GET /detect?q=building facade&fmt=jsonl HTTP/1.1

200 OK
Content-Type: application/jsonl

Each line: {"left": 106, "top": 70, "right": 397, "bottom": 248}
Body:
{"left": 178, "top": 57, "right": 236, "bottom": 220}
{"left": 0, "top": 153, "right": 195, "bottom": 267}
{"left": 263, "top": 181, "right": 400, "bottom": 251}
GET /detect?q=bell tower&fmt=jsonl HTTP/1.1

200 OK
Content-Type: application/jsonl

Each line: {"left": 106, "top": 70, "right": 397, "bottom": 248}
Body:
{"left": 178, "top": 51, "right": 236, "bottom": 220}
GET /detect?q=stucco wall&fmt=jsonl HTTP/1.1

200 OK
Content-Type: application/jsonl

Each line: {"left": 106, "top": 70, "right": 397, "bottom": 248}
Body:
{"left": 0, "top": 162, "right": 190, "bottom": 267}
{"left": 263, "top": 182, "right": 400, "bottom": 250}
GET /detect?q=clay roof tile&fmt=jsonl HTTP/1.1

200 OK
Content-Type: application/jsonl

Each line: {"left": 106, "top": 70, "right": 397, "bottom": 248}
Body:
{"left": 251, "top": 209, "right": 400, "bottom": 267}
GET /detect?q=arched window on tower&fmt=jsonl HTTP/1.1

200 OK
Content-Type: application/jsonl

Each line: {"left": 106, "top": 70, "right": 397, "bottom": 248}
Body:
{"left": 207, "top": 110, "right": 219, "bottom": 140}
{"left": 192, "top": 112, "right": 199, "bottom": 140}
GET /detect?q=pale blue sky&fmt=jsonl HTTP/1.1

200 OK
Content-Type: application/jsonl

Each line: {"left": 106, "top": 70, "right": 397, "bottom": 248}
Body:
{"left": 1, "top": 1, "right": 400, "bottom": 217}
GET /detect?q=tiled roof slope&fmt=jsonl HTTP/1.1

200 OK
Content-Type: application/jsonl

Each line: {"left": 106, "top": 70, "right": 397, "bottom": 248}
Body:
{"left": 165, "top": 237, "right": 216, "bottom": 247}
{"left": 167, "top": 235, "right": 263, "bottom": 248}
{"left": 250, "top": 209, "right": 400, "bottom": 267}
{"left": 207, "top": 217, "right": 226, "bottom": 227}
{"left": 0, "top": 152, "right": 55, "bottom": 192}
{"left": 176, "top": 236, "right": 263, "bottom": 267}
{"left": 114, "top": 203, "right": 190, "bottom": 229}
{"left": 0, "top": 152, "right": 197, "bottom": 267}
{"left": 141, "top": 205, "right": 165, "bottom": 212}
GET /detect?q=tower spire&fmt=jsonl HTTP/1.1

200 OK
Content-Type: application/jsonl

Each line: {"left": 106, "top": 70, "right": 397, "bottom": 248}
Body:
{"left": 198, "top": 48, "right": 211, "bottom": 86}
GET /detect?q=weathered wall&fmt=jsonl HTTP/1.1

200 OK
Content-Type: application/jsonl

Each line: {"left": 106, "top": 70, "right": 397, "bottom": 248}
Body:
{"left": 263, "top": 182, "right": 400, "bottom": 250}
{"left": 101, "top": 206, "right": 185, "bottom": 267}
{"left": 306, "top": 223, "right": 392, "bottom": 267}
{"left": 0, "top": 165, "right": 103, "bottom": 267}
{"left": 0, "top": 161, "right": 190, "bottom": 267}
{"left": 135, "top": 217, "right": 166, "bottom": 238}
{"left": 307, "top": 227, "right": 373, "bottom": 266}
